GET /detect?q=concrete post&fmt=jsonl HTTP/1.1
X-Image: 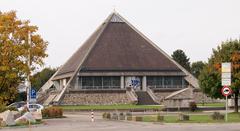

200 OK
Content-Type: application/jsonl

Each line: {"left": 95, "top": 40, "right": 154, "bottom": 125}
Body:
{"left": 142, "top": 76, "right": 147, "bottom": 91}
{"left": 75, "top": 77, "right": 79, "bottom": 90}
{"left": 59, "top": 79, "right": 63, "bottom": 90}
{"left": 121, "top": 76, "right": 124, "bottom": 89}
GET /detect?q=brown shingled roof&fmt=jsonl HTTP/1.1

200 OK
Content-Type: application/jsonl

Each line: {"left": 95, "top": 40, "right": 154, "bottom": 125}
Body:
{"left": 54, "top": 13, "right": 183, "bottom": 79}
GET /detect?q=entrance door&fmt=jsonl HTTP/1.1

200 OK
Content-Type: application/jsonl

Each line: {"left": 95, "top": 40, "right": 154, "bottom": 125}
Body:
{"left": 125, "top": 76, "right": 142, "bottom": 91}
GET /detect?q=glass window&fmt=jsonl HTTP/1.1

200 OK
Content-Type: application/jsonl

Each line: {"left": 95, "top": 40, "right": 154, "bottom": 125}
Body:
{"left": 164, "top": 77, "right": 171, "bottom": 87}
{"left": 111, "top": 77, "right": 120, "bottom": 87}
{"left": 147, "top": 76, "right": 155, "bottom": 86}
{"left": 94, "top": 77, "right": 102, "bottom": 87}
{"left": 79, "top": 76, "right": 120, "bottom": 89}
{"left": 82, "top": 76, "right": 93, "bottom": 87}
{"left": 147, "top": 76, "right": 185, "bottom": 88}
{"left": 156, "top": 77, "right": 163, "bottom": 87}
{"left": 172, "top": 76, "right": 182, "bottom": 86}
{"left": 103, "top": 77, "right": 111, "bottom": 87}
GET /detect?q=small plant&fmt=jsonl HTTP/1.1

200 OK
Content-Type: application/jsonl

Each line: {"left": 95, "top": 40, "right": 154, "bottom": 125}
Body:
{"left": 102, "top": 112, "right": 107, "bottom": 119}
{"left": 211, "top": 112, "right": 224, "bottom": 120}
{"left": 189, "top": 101, "right": 197, "bottom": 112}
{"left": 0, "top": 104, "right": 17, "bottom": 113}
{"left": 106, "top": 113, "right": 111, "bottom": 119}
{"left": 42, "top": 107, "right": 63, "bottom": 119}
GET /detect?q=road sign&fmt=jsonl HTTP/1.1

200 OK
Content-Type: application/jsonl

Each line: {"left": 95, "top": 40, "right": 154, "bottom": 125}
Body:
{"left": 30, "top": 89, "right": 36, "bottom": 99}
{"left": 221, "top": 72, "right": 231, "bottom": 79}
{"left": 221, "top": 86, "right": 232, "bottom": 97}
{"left": 30, "top": 88, "right": 36, "bottom": 103}
{"left": 221, "top": 63, "right": 231, "bottom": 86}
{"left": 221, "top": 79, "right": 231, "bottom": 86}
{"left": 222, "top": 63, "right": 231, "bottom": 72}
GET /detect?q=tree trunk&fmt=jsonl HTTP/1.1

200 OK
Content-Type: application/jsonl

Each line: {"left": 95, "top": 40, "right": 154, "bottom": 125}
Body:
{"left": 234, "top": 92, "right": 239, "bottom": 113}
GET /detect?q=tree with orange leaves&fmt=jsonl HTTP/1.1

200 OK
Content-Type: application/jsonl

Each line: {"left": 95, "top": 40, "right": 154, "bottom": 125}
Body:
{"left": 199, "top": 39, "right": 240, "bottom": 112}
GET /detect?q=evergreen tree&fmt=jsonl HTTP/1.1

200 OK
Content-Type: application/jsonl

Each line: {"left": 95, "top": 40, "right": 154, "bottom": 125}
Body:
{"left": 171, "top": 49, "right": 191, "bottom": 71}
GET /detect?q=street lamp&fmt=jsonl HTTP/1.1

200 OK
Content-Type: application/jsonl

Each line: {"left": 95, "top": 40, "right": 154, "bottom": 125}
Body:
{"left": 26, "top": 31, "right": 31, "bottom": 109}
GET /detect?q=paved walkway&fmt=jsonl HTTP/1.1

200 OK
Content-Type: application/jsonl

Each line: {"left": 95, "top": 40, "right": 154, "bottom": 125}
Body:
{"left": 2, "top": 113, "right": 240, "bottom": 131}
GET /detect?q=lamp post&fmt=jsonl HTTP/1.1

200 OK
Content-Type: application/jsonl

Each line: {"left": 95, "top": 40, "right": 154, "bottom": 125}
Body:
{"left": 26, "top": 31, "right": 31, "bottom": 109}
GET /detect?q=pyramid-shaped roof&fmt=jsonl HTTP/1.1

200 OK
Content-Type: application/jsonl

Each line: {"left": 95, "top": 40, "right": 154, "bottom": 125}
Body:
{"left": 53, "top": 12, "right": 184, "bottom": 79}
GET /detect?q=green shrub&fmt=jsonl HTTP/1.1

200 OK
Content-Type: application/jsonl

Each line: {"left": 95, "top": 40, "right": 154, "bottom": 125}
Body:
{"left": 0, "top": 104, "right": 17, "bottom": 113}
{"left": 102, "top": 112, "right": 107, "bottom": 119}
{"left": 6, "top": 106, "right": 18, "bottom": 111}
{"left": 211, "top": 112, "right": 224, "bottom": 120}
{"left": 106, "top": 113, "right": 111, "bottom": 119}
{"left": 42, "top": 107, "right": 63, "bottom": 118}
{"left": 189, "top": 101, "right": 197, "bottom": 112}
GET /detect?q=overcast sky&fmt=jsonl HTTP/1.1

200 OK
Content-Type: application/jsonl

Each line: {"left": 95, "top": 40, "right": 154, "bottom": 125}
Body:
{"left": 1, "top": 0, "right": 240, "bottom": 69}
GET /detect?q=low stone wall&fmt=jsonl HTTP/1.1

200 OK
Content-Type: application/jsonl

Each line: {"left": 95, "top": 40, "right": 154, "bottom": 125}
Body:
{"left": 193, "top": 90, "right": 223, "bottom": 103}
{"left": 61, "top": 92, "right": 132, "bottom": 105}
{"left": 154, "top": 91, "right": 177, "bottom": 101}
{"left": 154, "top": 92, "right": 172, "bottom": 101}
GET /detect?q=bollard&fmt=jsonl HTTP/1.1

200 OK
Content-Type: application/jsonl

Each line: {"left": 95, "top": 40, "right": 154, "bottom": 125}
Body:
{"left": 91, "top": 110, "right": 94, "bottom": 122}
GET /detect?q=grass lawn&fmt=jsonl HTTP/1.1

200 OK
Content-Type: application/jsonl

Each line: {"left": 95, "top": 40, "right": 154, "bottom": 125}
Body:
{"left": 57, "top": 104, "right": 163, "bottom": 110}
{"left": 197, "top": 102, "right": 225, "bottom": 107}
{"left": 142, "top": 112, "right": 240, "bottom": 123}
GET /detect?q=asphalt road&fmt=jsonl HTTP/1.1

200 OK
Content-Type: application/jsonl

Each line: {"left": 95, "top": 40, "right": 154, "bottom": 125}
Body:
{"left": 2, "top": 113, "right": 240, "bottom": 131}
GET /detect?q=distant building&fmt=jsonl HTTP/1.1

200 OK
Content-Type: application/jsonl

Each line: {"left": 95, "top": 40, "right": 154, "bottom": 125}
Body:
{"left": 38, "top": 12, "right": 201, "bottom": 107}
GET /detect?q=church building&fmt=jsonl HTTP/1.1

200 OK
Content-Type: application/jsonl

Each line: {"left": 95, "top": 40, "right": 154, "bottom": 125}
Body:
{"left": 38, "top": 12, "right": 199, "bottom": 107}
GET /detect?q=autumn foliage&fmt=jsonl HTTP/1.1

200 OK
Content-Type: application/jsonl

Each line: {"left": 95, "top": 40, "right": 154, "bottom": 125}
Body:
{"left": 199, "top": 39, "right": 240, "bottom": 112}
{"left": 0, "top": 11, "right": 48, "bottom": 105}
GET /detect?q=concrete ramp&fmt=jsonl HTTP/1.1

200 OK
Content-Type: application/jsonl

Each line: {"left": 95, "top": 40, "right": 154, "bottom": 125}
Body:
{"left": 43, "top": 94, "right": 57, "bottom": 106}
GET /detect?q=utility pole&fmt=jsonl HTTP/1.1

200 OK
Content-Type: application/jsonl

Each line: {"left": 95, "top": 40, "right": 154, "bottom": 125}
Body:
{"left": 26, "top": 31, "right": 31, "bottom": 109}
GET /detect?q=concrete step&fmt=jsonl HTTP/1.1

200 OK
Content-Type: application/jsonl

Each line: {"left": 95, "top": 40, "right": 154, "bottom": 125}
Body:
{"left": 135, "top": 91, "right": 157, "bottom": 105}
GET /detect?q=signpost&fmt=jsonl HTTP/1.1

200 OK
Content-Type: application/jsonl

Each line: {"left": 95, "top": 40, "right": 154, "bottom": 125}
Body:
{"left": 221, "top": 86, "right": 232, "bottom": 122}
{"left": 221, "top": 62, "right": 232, "bottom": 122}
{"left": 30, "top": 88, "right": 37, "bottom": 104}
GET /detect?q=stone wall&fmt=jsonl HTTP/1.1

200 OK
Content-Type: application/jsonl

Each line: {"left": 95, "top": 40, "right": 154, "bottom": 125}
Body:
{"left": 163, "top": 99, "right": 192, "bottom": 108}
{"left": 163, "top": 88, "right": 193, "bottom": 108}
{"left": 61, "top": 92, "right": 132, "bottom": 105}
{"left": 193, "top": 90, "right": 223, "bottom": 103}
{"left": 154, "top": 91, "right": 177, "bottom": 101}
